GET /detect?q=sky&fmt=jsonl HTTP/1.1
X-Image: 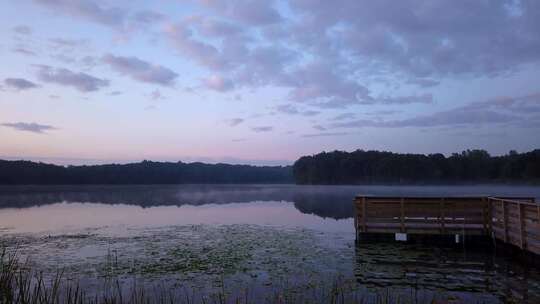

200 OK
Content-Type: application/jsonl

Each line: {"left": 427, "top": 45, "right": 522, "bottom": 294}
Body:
{"left": 1, "top": 0, "right": 540, "bottom": 166}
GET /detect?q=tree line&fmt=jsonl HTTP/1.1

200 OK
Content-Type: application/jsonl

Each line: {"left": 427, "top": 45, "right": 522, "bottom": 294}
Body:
{"left": 0, "top": 160, "right": 293, "bottom": 184}
{"left": 293, "top": 149, "right": 540, "bottom": 184}
{"left": 1, "top": 149, "right": 539, "bottom": 185}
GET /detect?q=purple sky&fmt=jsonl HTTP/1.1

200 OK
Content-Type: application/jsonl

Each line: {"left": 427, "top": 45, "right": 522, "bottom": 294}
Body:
{"left": 1, "top": 0, "right": 540, "bottom": 165}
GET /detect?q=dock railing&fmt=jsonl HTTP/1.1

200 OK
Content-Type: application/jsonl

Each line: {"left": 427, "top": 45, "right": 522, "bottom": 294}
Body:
{"left": 354, "top": 196, "right": 539, "bottom": 255}
{"left": 488, "top": 197, "right": 540, "bottom": 254}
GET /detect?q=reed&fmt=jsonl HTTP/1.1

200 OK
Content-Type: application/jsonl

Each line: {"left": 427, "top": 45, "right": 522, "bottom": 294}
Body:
{"left": 1, "top": 248, "right": 450, "bottom": 304}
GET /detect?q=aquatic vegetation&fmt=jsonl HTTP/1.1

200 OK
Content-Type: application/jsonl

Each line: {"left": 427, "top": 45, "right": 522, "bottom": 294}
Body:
{"left": 0, "top": 248, "right": 464, "bottom": 304}
{"left": 1, "top": 223, "right": 538, "bottom": 303}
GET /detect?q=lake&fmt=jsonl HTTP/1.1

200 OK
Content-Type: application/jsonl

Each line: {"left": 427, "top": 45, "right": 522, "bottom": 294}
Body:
{"left": 1, "top": 184, "right": 540, "bottom": 303}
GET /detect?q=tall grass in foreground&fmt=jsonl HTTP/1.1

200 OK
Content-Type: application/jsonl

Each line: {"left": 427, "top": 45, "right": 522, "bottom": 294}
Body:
{"left": 1, "top": 248, "right": 453, "bottom": 304}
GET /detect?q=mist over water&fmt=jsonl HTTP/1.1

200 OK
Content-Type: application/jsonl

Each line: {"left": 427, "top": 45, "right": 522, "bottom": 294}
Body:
{"left": 1, "top": 184, "right": 539, "bottom": 225}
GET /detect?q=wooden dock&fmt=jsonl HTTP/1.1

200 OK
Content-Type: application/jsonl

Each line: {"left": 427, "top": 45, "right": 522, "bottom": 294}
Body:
{"left": 354, "top": 196, "right": 540, "bottom": 255}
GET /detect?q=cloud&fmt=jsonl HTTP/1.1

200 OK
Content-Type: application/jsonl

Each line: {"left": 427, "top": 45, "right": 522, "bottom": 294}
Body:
{"left": 198, "top": 0, "right": 282, "bottom": 26}
{"left": 164, "top": 24, "right": 224, "bottom": 69}
{"left": 274, "top": 104, "right": 320, "bottom": 116}
{"left": 331, "top": 113, "right": 356, "bottom": 121}
{"left": 3, "top": 78, "right": 39, "bottom": 90}
{"left": 33, "top": 0, "right": 164, "bottom": 32}
{"left": 237, "top": 45, "right": 299, "bottom": 85}
{"left": 164, "top": 19, "right": 304, "bottom": 96}
{"left": 13, "top": 25, "right": 32, "bottom": 35}
{"left": 165, "top": 24, "right": 362, "bottom": 108}
{"left": 80, "top": 56, "right": 98, "bottom": 67}
{"left": 226, "top": 118, "right": 244, "bottom": 127}
{"left": 184, "top": 15, "right": 243, "bottom": 38}
{"left": 303, "top": 110, "right": 320, "bottom": 116}
{"left": 251, "top": 126, "right": 273, "bottom": 132}
{"left": 1, "top": 122, "right": 56, "bottom": 134}
{"left": 372, "top": 93, "right": 434, "bottom": 105}
{"left": 29, "top": 1, "right": 536, "bottom": 114}
{"left": 159, "top": 0, "right": 540, "bottom": 109}
{"left": 463, "top": 92, "right": 540, "bottom": 114}
{"left": 203, "top": 75, "right": 234, "bottom": 92}
{"left": 448, "top": 131, "right": 507, "bottom": 138}
{"left": 49, "top": 38, "right": 89, "bottom": 48}
{"left": 332, "top": 109, "right": 519, "bottom": 129}
{"left": 312, "top": 125, "right": 326, "bottom": 131}
{"left": 35, "top": 65, "right": 109, "bottom": 92}
{"left": 406, "top": 78, "right": 440, "bottom": 88}
{"left": 52, "top": 54, "right": 76, "bottom": 64}
{"left": 289, "top": 0, "right": 540, "bottom": 78}
{"left": 131, "top": 10, "right": 165, "bottom": 25}
{"left": 33, "top": 0, "right": 126, "bottom": 28}
{"left": 322, "top": 93, "right": 434, "bottom": 106}
{"left": 21, "top": 1, "right": 540, "bottom": 115}
{"left": 366, "top": 110, "right": 401, "bottom": 116}
{"left": 302, "top": 132, "right": 348, "bottom": 138}
{"left": 285, "top": 62, "right": 371, "bottom": 108}
{"left": 330, "top": 93, "right": 540, "bottom": 129}
{"left": 275, "top": 104, "right": 300, "bottom": 114}
{"left": 12, "top": 47, "right": 37, "bottom": 56}
{"left": 102, "top": 54, "right": 178, "bottom": 86}
{"left": 149, "top": 89, "right": 165, "bottom": 100}
{"left": 165, "top": 14, "right": 376, "bottom": 109}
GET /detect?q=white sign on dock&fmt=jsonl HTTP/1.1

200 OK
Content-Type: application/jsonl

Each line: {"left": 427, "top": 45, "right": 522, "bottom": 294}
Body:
{"left": 395, "top": 233, "right": 407, "bottom": 241}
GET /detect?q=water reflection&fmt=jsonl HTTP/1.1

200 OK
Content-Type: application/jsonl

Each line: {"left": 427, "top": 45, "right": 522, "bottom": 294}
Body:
{"left": 0, "top": 185, "right": 358, "bottom": 220}
{"left": 0, "top": 201, "right": 353, "bottom": 234}
{"left": 354, "top": 242, "right": 540, "bottom": 303}
{"left": 0, "top": 184, "right": 539, "bottom": 221}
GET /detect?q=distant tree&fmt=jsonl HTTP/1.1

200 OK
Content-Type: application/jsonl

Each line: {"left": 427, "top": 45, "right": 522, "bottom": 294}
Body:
{"left": 293, "top": 149, "right": 540, "bottom": 185}
{"left": 0, "top": 160, "right": 293, "bottom": 185}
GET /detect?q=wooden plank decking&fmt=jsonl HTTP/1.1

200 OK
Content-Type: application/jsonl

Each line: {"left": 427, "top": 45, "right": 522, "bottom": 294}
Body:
{"left": 354, "top": 196, "right": 540, "bottom": 255}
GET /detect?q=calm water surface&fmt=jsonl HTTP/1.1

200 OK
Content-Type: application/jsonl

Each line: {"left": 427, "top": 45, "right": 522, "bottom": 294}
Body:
{"left": 0, "top": 184, "right": 539, "bottom": 303}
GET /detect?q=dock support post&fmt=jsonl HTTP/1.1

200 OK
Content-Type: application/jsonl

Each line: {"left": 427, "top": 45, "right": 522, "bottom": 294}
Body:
{"left": 518, "top": 202, "right": 524, "bottom": 249}
{"left": 362, "top": 197, "right": 367, "bottom": 233}
{"left": 400, "top": 198, "right": 405, "bottom": 233}
{"left": 502, "top": 200, "right": 508, "bottom": 243}
{"left": 482, "top": 197, "right": 489, "bottom": 235}
{"left": 353, "top": 199, "right": 358, "bottom": 241}
{"left": 440, "top": 198, "right": 445, "bottom": 234}
{"left": 487, "top": 198, "right": 493, "bottom": 238}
